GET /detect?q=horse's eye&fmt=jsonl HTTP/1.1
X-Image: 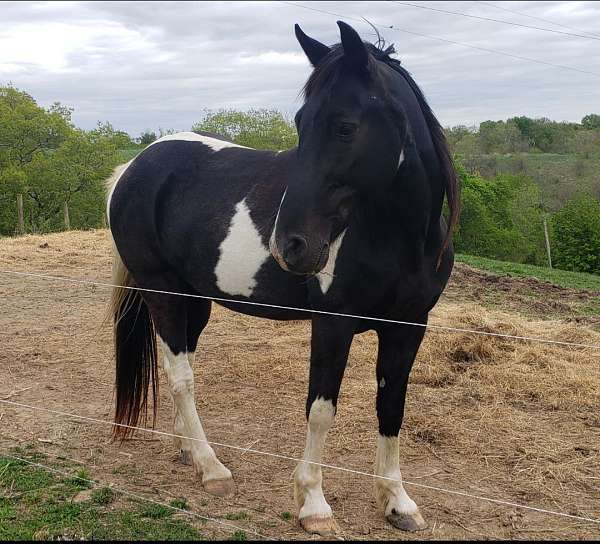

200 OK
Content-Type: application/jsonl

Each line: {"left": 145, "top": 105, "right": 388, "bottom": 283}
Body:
{"left": 336, "top": 123, "right": 357, "bottom": 140}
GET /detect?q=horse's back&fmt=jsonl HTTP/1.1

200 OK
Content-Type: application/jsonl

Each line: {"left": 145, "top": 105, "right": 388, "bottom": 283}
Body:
{"left": 107, "top": 132, "right": 306, "bottom": 309}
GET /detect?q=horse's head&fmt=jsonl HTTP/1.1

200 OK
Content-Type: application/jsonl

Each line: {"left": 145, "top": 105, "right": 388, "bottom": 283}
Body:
{"left": 270, "top": 21, "right": 408, "bottom": 275}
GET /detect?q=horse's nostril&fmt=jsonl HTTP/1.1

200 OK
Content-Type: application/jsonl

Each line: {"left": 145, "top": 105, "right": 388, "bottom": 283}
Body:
{"left": 282, "top": 235, "right": 308, "bottom": 267}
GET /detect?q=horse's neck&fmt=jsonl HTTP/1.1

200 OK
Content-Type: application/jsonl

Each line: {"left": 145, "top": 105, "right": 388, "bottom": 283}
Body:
{"left": 372, "top": 147, "right": 442, "bottom": 230}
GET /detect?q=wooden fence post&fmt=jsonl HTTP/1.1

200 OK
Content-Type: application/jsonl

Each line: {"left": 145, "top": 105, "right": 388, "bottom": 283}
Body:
{"left": 63, "top": 201, "right": 70, "bottom": 230}
{"left": 16, "top": 194, "right": 24, "bottom": 234}
{"left": 543, "top": 216, "right": 552, "bottom": 269}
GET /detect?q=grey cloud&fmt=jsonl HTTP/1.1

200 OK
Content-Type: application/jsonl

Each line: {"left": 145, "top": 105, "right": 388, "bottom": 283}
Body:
{"left": 1, "top": 1, "right": 599, "bottom": 135}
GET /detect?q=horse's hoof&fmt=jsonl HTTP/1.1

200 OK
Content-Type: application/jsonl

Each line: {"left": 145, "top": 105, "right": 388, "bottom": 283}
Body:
{"left": 300, "top": 515, "right": 339, "bottom": 536}
{"left": 386, "top": 509, "right": 427, "bottom": 532}
{"left": 203, "top": 477, "right": 236, "bottom": 498}
{"left": 179, "top": 449, "right": 193, "bottom": 466}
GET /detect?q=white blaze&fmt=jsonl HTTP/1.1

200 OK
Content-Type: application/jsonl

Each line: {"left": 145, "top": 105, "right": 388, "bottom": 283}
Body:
{"left": 215, "top": 198, "right": 270, "bottom": 297}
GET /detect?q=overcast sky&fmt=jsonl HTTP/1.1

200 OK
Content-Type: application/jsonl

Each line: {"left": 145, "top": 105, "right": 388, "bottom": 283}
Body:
{"left": 1, "top": 1, "right": 599, "bottom": 136}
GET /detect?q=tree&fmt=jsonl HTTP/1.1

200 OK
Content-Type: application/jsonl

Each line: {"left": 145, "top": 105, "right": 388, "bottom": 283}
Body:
{"left": 192, "top": 109, "right": 297, "bottom": 151}
{"left": 0, "top": 86, "right": 121, "bottom": 234}
{"left": 0, "top": 85, "right": 72, "bottom": 168}
{"left": 581, "top": 114, "right": 600, "bottom": 130}
{"left": 551, "top": 195, "right": 600, "bottom": 274}
{"left": 452, "top": 160, "right": 545, "bottom": 264}
{"left": 89, "top": 121, "right": 135, "bottom": 149}
{"left": 23, "top": 130, "right": 118, "bottom": 231}
{"left": 138, "top": 130, "right": 157, "bottom": 145}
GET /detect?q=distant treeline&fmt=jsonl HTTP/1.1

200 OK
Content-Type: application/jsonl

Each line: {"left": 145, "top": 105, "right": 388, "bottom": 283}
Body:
{"left": 447, "top": 115, "right": 600, "bottom": 156}
{"left": 1, "top": 85, "right": 598, "bottom": 274}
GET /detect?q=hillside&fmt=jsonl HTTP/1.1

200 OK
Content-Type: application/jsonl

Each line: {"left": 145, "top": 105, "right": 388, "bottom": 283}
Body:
{"left": 462, "top": 152, "right": 600, "bottom": 211}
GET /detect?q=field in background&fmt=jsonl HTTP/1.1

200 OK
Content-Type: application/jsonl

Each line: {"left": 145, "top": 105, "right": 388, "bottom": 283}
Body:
{"left": 0, "top": 230, "right": 598, "bottom": 540}
{"left": 455, "top": 253, "right": 600, "bottom": 292}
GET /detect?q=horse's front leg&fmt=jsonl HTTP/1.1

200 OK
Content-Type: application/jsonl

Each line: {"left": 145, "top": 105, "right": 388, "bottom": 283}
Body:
{"left": 374, "top": 321, "right": 428, "bottom": 531}
{"left": 295, "top": 315, "right": 355, "bottom": 536}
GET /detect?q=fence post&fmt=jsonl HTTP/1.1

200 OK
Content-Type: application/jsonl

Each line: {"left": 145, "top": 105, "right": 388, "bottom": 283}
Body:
{"left": 63, "top": 201, "right": 70, "bottom": 230}
{"left": 16, "top": 194, "right": 24, "bottom": 235}
{"left": 543, "top": 216, "right": 552, "bottom": 269}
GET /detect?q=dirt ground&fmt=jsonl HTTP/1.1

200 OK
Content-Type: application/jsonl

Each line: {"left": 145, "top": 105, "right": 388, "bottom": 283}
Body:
{"left": 0, "top": 230, "right": 599, "bottom": 541}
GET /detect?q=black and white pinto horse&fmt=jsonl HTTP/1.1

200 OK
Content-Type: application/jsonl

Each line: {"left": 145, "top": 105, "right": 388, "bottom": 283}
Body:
{"left": 107, "top": 21, "right": 458, "bottom": 536}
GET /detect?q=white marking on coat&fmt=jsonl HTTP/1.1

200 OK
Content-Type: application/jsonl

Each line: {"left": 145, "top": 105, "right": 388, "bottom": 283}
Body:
{"left": 150, "top": 131, "right": 250, "bottom": 152}
{"left": 397, "top": 148, "right": 405, "bottom": 169}
{"left": 105, "top": 132, "right": 249, "bottom": 225}
{"left": 158, "top": 337, "right": 231, "bottom": 483}
{"left": 295, "top": 397, "right": 335, "bottom": 520}
{"left": 105, "top": 161, "right": 133, "bottom": 225}
{"left": 317, "top": 229, "right": 347, "bottom": 294}
{"left": 379, "top": 377, "right": 386, "bottom": 388}
{"left": 374, "top": 434, "right": 418, "bottom": 516}
{"left": 215, "top": 198, "right": 270, "bottom": 297}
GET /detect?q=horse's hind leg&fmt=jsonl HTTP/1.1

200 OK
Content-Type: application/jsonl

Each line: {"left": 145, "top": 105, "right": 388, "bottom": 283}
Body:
{"left": 143, "top": 287, "right": 234, "bottom": 497}
{"left": 174, "top": 298, "right": 212, "bottom": 466}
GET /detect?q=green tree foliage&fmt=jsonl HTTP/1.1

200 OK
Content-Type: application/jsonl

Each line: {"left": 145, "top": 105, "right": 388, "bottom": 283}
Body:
{"left": 452, "top": 161, "right": 546, "bottom": 264}
{"left": 581, "top": 114, "right": 600, "bottom": 130}
{"left": 479, "top": 120, "right": 528, "bottom": 153}
{"left": 138, "top": 130, "right": 157, "bottom": 145}
{"left": 0, "top": 86, "right": 121, "bottom": 235}
{"left": 89, "top": 121, "right": 135, "bottom": 149}
{"left": 0, "top": 86, "right": 71, "bottom": 169}
{"left": 447, "top": 114, "right": 600, "bottom": 155}
{"left": 551, "top": 195, "right": 600, "bottom": 274}
{"left": 192, "top": 109, "right": 297, "bottom": 150}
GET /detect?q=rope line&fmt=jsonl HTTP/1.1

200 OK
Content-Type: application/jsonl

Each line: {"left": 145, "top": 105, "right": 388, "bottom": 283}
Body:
{"left": 0, "top": 268, "right": 598, "bottom": 349}
{"left": 1, "top": 452, "right": 275, "bottom": 540}
{"left": 2, "top": 398, "right": 599, "bottom": 526}
{"left": 477, "top": 1, "right": 600, "bottom": 40}
{"left": 390, "top": 1, "right": 600, "bottom": 42}
{"left": 280, "top": 1, "right": 600, "bottom": 78}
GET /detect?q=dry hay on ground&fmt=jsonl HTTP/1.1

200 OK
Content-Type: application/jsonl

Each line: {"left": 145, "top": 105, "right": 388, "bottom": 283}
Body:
{"left": 0, "top": 230, "right": 598, "bottom": 540}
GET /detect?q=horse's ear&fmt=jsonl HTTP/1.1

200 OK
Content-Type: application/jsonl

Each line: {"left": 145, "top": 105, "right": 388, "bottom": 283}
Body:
{"left": 295, "top": 24, "right": 331, "bottom": 67}
{"left": 337, "top": 20, "right": 368, "bottom": 69}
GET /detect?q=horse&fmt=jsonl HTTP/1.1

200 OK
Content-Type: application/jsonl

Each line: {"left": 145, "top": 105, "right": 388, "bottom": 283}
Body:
{"left": 106, "top": 20, "right": 458, "bottom": 536}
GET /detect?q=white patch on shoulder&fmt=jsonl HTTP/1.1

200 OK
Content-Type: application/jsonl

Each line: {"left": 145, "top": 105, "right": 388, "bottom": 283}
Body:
{"left": 215, "top": 198, "right": 270, "bottom": 297}
{"left": 397, "top": 148, "right": 405, "bottom": 169}
{"left": 317, "top": 229, "right": 347, "bottom": 294}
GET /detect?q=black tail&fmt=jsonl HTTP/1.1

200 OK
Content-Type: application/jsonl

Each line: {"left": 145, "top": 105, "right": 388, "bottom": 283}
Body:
{"left": 111, "top": 271, "right": 158, "bottom": 441}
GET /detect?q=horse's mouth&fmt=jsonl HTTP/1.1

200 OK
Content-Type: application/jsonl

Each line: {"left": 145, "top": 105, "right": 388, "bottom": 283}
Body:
{"left": 269, "top": 240, "right": 329, "bottom": 276}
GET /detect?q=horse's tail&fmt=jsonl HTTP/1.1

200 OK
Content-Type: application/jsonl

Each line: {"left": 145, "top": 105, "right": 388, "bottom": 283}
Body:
{"left": 108, "top": 240, "right": 158, "bottom": 441}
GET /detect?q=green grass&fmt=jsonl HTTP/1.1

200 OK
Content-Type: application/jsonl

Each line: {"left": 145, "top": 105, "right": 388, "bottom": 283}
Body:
{"left": 224, "top": 511, "right": 248, "bottom": 521}
{"left": 0, "top": 452, "right": 206, "bottom": 540}
{"left": 456, "top": 253, "right": 600, "bottom": 291}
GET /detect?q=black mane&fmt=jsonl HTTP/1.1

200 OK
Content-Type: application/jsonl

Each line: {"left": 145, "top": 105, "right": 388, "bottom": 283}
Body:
{"left": 302, "top": 39, "right": 460, "bottom": 264}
